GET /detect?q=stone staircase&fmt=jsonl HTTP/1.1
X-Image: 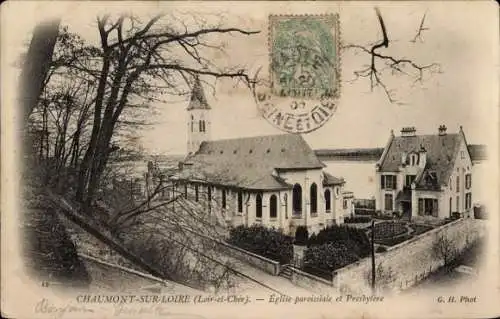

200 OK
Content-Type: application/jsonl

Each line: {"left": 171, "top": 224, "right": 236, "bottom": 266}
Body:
{"left": 279, "top": 264, "right": 293, "bottom": 280}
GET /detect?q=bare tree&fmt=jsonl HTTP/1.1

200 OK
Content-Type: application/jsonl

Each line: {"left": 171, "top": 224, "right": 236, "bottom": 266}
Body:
{"left": 68, "top": 14, "right": 260, "bottom": 213}
{"left": 432, "top": 232, "right": 458, "bottom": 267}
{"left": 343, "top": 8, "right": 441, "bottom": 103}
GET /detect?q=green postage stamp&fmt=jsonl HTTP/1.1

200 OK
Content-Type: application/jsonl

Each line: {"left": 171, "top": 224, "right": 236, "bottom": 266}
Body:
{"left": 258, "top": 14, "right": 340, "bottom": 133}
{"left": 270, "top": 14, "right": 340, "bottom": 99}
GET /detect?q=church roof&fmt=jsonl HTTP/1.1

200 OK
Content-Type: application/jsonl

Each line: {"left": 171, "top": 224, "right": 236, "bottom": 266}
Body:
{"left": 323, "top": 172, "right": 345, "bottom": 186}
{"left": 187, "top": 77, "right": 210, "bottom": 110}
{"left": 175, "top": 134, "right": 326, "bottom": 190}
{"left": 378, "top": 132, "right": 464, "bottom": 189}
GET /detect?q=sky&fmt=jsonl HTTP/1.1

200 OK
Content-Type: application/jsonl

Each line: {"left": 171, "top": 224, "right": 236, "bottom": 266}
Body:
{"left": 2, "top": 1, "right": 498, "bottom": 156}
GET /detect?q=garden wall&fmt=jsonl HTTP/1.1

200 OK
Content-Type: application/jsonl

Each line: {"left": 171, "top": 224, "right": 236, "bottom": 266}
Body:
{"left": 289, "top": 267, "right": 333, "bottom": 293}
{"left": 177, "top": 226, "right": 282, "bottom": 276}
{"left": 331, "top": 218, "right": 486, "bottom": 294}
{"left": 216, "top": 240, "right": 281, "bottom": 275}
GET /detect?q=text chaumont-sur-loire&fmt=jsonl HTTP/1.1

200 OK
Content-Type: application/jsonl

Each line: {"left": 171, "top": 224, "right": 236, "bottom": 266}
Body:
{"left": 75, "top": 294, "right": 251, "bottom": 305}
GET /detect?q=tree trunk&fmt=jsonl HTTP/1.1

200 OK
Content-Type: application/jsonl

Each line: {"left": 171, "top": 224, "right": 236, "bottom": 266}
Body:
{"left": 19, "top": 19, "right": 60, "bottom": 125}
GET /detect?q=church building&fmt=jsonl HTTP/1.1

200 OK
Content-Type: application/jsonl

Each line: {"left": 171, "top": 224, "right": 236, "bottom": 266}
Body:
{"left": 172, "top": 77, "right": 352, "bottom": 236}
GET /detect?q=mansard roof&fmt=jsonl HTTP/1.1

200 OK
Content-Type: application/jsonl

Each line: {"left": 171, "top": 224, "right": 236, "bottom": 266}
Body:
{"left": 378, "top": 131, "right": 466, "bottom": 189}
{"left": 175, "top": 134, "right": 326, "bottom": 190}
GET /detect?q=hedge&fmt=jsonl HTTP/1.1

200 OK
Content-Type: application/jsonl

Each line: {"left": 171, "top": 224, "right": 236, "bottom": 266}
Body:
{"left": 307, "top": 225, "right": 371, "bottom": 258}
{"left": 344, "top": 216, "right": 372, "bottom": 223}
{"left": 228, "top": 225, "right": 293, "bottom": 264}
{"left": 303, "top": 242, "right": 359, "bottom": 272}
{"left": 294, "top": 225, "right": 309, "bottom": 245}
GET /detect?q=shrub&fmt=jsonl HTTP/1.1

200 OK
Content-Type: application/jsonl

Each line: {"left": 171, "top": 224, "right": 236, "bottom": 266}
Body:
{"left": 376, "top": 246, "right": 387, "bottom": 253}
{"left": 375, "top": 234, "right": 412, "bottom": 246}
{"left": 294, "top": 226, "right": 309, "bottom": 245}
{"left": 303, "top": 242, "right": 359, "bottom": 272}
{"left": 228, "top": 225, "right": 293, "bottom": 264}
{"left": 410, "top": 224, "right": 434, "bottom": 236}
{"left": 307, "top": 225, "right": 371, "bottom": 258}
{"left": 371, "top": 222, "right": 407, "bottom": 240}
{"left": 344, "top": 216, "right": 372, "bottom": 223}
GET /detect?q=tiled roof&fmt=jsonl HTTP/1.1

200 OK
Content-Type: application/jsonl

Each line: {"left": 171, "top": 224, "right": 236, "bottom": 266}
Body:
{"left": 323, "top": 172, "right": 345, "bottom": 186}
{"left": 379, "top": 134, "right": 462, "bottom": 189}
{"left": 175, "top": 134, "right": 325, "bottom": 190}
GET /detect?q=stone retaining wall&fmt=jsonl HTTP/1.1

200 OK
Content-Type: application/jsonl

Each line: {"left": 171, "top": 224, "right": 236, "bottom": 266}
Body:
{"left": 331, "top": 218, "right": 486, "bottom": 294}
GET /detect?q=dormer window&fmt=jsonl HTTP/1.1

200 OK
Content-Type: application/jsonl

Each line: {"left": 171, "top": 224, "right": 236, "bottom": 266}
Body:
{"left": 409, "top": 153, "right": 419, "bottom": 166}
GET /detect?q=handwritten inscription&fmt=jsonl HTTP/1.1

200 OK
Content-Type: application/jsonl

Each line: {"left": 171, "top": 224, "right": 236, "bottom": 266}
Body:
{"left": 35, "top": 298, "right": 94, "bottom": 319}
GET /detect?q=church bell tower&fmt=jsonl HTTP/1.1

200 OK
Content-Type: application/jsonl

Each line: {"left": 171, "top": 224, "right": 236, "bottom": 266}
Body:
{"left": 187, "top": 76, "right": 211, "bottom": 154}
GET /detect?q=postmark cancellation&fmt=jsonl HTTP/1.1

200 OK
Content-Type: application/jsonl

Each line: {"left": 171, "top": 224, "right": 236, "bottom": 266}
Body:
{"left": 257, "top": 14, "right": 341, "bottom": 134}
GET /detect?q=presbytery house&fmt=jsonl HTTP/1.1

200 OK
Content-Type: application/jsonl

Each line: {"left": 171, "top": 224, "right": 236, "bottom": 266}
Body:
{"left": 375, "top": 125, "right": 473, "bottom": 219}
{"left": 169, "top": 77, "right": 352, "bottom": 236}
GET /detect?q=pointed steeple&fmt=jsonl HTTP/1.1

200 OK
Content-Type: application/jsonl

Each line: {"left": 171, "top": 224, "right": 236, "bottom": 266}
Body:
{"left": 187, "top": 76, "right": 210, "bottom": 110}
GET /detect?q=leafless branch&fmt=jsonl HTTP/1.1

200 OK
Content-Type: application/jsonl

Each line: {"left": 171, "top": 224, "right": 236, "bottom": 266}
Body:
{"left": 411, "top": 12, "right": 429, "bottom": 43}
{"left": 342, "top": 7, "right": 441, "bottom": 103}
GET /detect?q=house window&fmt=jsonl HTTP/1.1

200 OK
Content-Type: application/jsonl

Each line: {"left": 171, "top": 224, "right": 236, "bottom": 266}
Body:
{"left": 418, "top": 198, "right": 438, "bottom": 216}
{"left": 461, "top": 151, "right": 465, "bottom": 159}
{"left": 465, "top": 193, "right": 472, "bottom": 210}
{"left": 465, "top": 174, "right": 472, "bottom": 189}
{"left": 381, "top": 175, "right": 396, "bottom": 190}
{"left": 284, "top": 193, "right": 288, "bottom": 219}
{"left": 405, "top": 175, "right": 416, "bottom": 187}
{"left": 256, "top": 193, "right": 263, "bottom": 218}
{"left": 343, "top": 199, "right": 348, "bottom": 210}
{"left": 237, "top": 191, "right": 243, "bottom": 213}
{"left": 269, "top": 195, "right": 277, "bottom": 218}
{"left": 410, "top": 153, "right": 418, "bottom": 166}
{"left": 384, "top": 194, "right": 393, "bottom": 211}
{"left": 292, "top": 184, "right": 302, "bottom": 215}
{"left": 456, "top": 196, "right": 460, "bottom": 212}
{"left": 449, "top": 197, "right": 452, "bottom": 216}
{"left": 310, "top": 183, "right": 318, "bottom": 214}
{"left": 190, "top": 115, "right": 194, "bottom": 132}
{"left": 456, "top": 176, "right": 460, "bottom": 192}
{"left": 324, "top": 189, "right": 331, "bottom": 212}
{"left": 221, "top": 189, "right": 226, "bottom": 209}
{"left": 198, "top": 120, "right": 203, "bottom": 132}
{"left": 195, "top": 185, "right": 199, "bottom": 202}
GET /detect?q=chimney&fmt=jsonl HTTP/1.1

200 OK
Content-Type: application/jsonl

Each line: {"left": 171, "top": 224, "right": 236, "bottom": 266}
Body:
{"left": 419, "top": 144, "right": 427, "bottom": 168}
{"left": 438, "top": 125, "right": 447, "bottom": 136}
{"left": 401, "top": 127, "right": 416, "bottom": 137}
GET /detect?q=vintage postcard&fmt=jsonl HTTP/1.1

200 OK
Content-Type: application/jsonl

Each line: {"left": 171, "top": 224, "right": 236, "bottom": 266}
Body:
{"left": 1, "top": 1, "right": 499, "bottom": 318}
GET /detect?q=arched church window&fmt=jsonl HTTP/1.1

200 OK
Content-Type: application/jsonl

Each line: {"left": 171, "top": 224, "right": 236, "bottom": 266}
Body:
{"left": 190, "top": 115, "right": 194, "bottom": 132}
{"left": 199, "top": 120, "right": 203, "bottom": 132}
{"left": 237, "top": 191, "right": 243, "bottom": 213}
{"left": 269, "top": 195, "right": 277, "bottom": 218}
{"left": 256, "top": 193, "right": 263, "bottom": 218}
{"left": 324, "top": 189, "right": 331, "bottom": 211}
{"left": 221, "top": 189, "right": 226, "bottom": 209}
{"left": 292, "top": 184, "right": 302, "bottom": 215}
{"left": 310, "top": 183, "right": 318, "bottom": 214}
